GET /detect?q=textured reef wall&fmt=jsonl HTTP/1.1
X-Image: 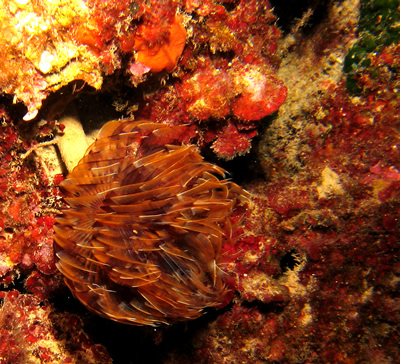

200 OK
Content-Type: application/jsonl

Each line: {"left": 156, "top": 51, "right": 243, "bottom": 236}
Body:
{"left": 0, "top": 0, "right": 399, "bottom": 363}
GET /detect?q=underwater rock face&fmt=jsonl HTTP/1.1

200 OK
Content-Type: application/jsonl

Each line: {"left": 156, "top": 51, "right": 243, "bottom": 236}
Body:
{"left": 1, "top": 0, "right": 400, "bottom": 363}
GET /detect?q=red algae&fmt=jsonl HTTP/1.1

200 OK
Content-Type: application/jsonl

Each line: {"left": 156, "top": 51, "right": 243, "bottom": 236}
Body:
{"left": 0, "top": 106, "right": 112, "bottom": 363}
{"left": 0, "top": 110, "right": 60, "bottom": 280}
{"left": 188, "top": 42, "right": 400, "bottom": 363}
{"left": 212, "top": 121, "right": 258, "bottom": 160}
{"left": 0, "top": 291, "right": 112, "bottom": 364}
{"left": 0, "top": 0, "right": 287, "bottom": 156}
{"left": 134, "top": 0, "right": 287, "bottom": 159}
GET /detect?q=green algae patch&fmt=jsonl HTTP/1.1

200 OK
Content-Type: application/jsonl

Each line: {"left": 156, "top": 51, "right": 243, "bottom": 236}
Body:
{"left": 344, "top": 0, "right": 400, "bottom": 94}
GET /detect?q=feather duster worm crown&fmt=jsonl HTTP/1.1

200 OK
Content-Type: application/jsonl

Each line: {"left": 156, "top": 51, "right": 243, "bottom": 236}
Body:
{"left": 54, "top": 119, "right": 249, "bottom": 326}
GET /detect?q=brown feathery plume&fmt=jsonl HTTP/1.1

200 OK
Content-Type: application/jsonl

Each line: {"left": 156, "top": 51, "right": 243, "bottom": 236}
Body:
{"left": 54, "top": 119, "right": 249, "bottom": 326}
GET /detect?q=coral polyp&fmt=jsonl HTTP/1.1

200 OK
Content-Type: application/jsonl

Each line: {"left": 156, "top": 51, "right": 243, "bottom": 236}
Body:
{"left": 53, "top": 119, "right": 249, "bottom": 326}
